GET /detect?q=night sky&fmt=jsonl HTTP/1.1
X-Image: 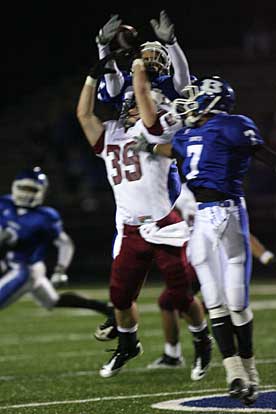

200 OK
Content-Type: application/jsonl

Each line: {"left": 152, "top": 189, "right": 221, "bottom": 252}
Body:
{"left": 3, "top": 0, "right": 273, "bottom": 109}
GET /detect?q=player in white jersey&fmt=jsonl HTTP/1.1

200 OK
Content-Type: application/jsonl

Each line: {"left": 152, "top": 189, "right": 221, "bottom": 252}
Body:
{"left": 76, "top": 53, "right": 212, "bottom": 379}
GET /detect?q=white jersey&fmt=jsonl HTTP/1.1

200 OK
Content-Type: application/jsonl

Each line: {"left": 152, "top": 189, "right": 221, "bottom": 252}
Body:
{"left": 94, "top": 118, "right": 174, "bottom": 226}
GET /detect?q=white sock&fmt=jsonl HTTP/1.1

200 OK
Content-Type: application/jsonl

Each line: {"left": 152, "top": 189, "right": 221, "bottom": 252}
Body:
{"left": 117, "top": 324, "right": 138, "bottom": 333}
{"left": 188, "top": 319, "right": 208, "bottom": 333}
{"left": 164, "top": 342, "right": 182, "bottom": 358}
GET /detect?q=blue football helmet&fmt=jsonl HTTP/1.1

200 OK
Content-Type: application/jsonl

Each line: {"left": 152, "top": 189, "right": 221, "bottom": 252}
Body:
{"left": 12, "top": 166, "right": 49, "bottom": 207}
{"left": 171, "top": 75, "right": 235, "bottom": 126}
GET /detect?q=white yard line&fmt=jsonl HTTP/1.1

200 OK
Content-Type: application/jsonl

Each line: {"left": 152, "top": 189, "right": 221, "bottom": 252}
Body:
{"left": 0, "top": 385, "right": 274, "bottom": 410}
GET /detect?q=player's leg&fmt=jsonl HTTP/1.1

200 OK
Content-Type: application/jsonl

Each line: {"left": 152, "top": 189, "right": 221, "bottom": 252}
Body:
{"left": 99, "top": 227, "right": 150, "bottom": 378}
{"left": 29, "top": 261, "right": 114, "bottom": 316}
{"left": 147, "top": 291, "right": 185, "bottom": 369}
{"left": 155, "top": 243, "right": 212, "bottom": 380}
{"left": 189, "top": 207, "right": 249, "bottom": 398}
{"left": 223, "top": 205, "right": 259, "bottom": 405}
{"left": 0, "top": 263, "right": 30, "bottom": 308}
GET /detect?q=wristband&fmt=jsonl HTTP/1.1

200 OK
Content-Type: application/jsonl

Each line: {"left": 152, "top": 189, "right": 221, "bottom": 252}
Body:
{"left": 166, "top": 36, "right": 177, "bottom": 46}
{"left": 85, "top": 76, "right": 97, "bottom": 86}
{"left": 147, "top": 143, "right": 158, "bottom": 154}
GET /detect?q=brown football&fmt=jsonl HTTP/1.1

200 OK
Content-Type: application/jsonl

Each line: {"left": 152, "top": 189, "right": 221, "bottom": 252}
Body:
{"left": 114, "top": 25, "right": 139, "bottom": 50}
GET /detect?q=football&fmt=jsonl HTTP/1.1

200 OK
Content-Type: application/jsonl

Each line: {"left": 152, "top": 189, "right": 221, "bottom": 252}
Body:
{"left": 114, "top": 25, "right": 139, "bottom": 50}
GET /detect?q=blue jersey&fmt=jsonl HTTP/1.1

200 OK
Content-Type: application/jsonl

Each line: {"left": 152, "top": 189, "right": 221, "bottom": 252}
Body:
{"left": 172, "top": 113, "right": 264, "bottom": 198}
{"left": 0, "top": 195, "right": 62, "bottom": 264}
{"left": 97, "top": 71, "right": 181, "bottom": 110}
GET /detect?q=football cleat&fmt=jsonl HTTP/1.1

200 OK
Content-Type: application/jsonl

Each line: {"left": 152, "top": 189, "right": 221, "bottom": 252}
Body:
{"left": 242, "top": 384, "right": 259, "bottom": 406}
{"left": 99, "top": 340, "right": 143, "bottom": 378}
{"left": 229, "top": 378, "right": 249, "bottom": 400}
{"left": 241, "top": 357, "right": 259, "bottom": 405}
{"left": 147, "top": 353, "right": 185, "bottom": 369}
{"left": 94, "top": 312, "right": 118, "bottom": 341}
{"left": 190, "top": 335, "right": 212, "bottom": 381}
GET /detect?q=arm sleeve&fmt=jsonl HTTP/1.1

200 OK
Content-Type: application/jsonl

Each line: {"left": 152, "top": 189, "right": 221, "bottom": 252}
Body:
{"left": 166, "top": 41, "right": 191, "bottom": 94}
{"left": 53, "top": 231, "right": 75, "bottom": 269}
{"left": 97, "top": 43, "right": 125, "bottom": 98}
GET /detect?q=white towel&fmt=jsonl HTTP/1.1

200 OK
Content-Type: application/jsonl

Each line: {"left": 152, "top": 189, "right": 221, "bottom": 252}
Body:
{"left": 139, "top": 221, "right": 190, "bottom": 247}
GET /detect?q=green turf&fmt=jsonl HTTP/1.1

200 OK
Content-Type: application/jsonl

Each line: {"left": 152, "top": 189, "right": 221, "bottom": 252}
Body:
{"left": 0, "top": 282, "right": 275, "bottom": 414}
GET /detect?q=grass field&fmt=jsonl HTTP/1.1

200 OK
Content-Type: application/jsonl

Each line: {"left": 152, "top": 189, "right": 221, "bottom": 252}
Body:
{"left": 0, "top": 281, "right": 275, "bottom": 414}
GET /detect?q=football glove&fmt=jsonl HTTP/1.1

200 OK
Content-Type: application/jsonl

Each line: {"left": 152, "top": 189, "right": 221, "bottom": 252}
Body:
{"left": 96, "top": 14, "right": 122, "bottom": 45}
{"left": 88, "top": 53, "right": 117, "bottom": 79}
{"left": 50, "top": 265, "right": 69, "bottom": 288}
{"left": 129, "top": 134, "right": 156, "bottom": 154}
{"left": 150, "top": 10, "right": 176, "bottom": 45}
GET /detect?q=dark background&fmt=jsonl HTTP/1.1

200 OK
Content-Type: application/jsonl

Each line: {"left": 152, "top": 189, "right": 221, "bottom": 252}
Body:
{"left": 1, "top": 1, "right": 276, "bottom": 283}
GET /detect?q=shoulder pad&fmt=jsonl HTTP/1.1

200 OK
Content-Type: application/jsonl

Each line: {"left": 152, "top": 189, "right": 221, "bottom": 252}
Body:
{"left": 37, "top": 206, "right": 61, "bottom": 222}
{"left": 0, "top": 194, "right": 14, "bottom": 207}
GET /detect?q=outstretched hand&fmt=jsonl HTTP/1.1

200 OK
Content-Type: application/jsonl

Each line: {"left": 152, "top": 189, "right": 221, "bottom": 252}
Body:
{"left": 96, "top": 14, "right": 122, "bottom": 45}
{"left": 150, "top": 10, "right": 176, "bottom": 45}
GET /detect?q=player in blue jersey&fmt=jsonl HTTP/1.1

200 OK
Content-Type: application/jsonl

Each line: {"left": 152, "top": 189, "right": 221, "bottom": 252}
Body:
{"left": 0, "top": 167, "right": 115, "bottom": 321}
{"left": 130, "top": 71, "right": 276, "bottom": 404}
{"left": 95, "top": 10, "right": 191, "bottom": 111}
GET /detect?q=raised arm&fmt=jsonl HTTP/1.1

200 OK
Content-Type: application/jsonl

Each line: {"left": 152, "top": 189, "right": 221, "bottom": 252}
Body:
{"left": 96, "top": 15, "right": 125, "bottom": 98}
{"left": 76, "top": 56, "right": 115, "bottom": 147}
{"left": 150, "top": 10, "right": 191, "bottom": 92}
{"left": 132, "top": 58, "right": 157, "bottom": 128}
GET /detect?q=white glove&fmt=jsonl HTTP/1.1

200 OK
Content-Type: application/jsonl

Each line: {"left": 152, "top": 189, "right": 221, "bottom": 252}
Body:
{"left": 50, "top": 265, "right": 69, "bottom": 287}
{"left": 96, "top": 15, "right": 122, "bottom": 45}
{"left": 150, "top": 10, "right": 176, "bottom": 45}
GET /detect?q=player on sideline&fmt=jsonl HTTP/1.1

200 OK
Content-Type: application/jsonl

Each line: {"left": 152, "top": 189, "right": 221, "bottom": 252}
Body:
{"left": 76, "top": 54, "right": 211, "bottom": 379}
{"left": 0, "top": 167, "right": 114, "bottom": 318}
{"left": 129, "top": 73, "right": 276, "bottom": 404}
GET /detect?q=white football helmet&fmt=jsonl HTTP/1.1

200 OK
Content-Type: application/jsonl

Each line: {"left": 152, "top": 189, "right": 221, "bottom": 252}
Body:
{"left": 140, "top": 41, "right": 171, "bottom": 75}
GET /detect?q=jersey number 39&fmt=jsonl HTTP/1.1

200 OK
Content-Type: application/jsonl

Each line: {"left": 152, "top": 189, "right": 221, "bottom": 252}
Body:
{"left": 107, "top": 143, "right": 142, "bottom": 185}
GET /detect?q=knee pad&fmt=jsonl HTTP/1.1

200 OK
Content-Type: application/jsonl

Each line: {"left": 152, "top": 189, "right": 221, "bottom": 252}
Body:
{"left": 230, "top": 307, "right": 253, "bottom": 326}
{"left": 190, "top": 242, "right": 208, "bottom": 267}
{"left": 209, "top": 305, "right": 230, "bottom": 320}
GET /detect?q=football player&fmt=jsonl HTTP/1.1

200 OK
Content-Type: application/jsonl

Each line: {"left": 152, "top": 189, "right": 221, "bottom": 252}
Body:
{"left": 0, "top": 167, "right": 114, "bottom": 319}
{"left": 76, "top": 54, "right": 212, "bottom": 379}
{"left": 94, "top": 13, "right": 206, "bottom": 372}
{"left": 95, "top": 10, "right": 192, "bottom": 110}
{"left": 130, "top": 73, "right": 276, "bottom": 404}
